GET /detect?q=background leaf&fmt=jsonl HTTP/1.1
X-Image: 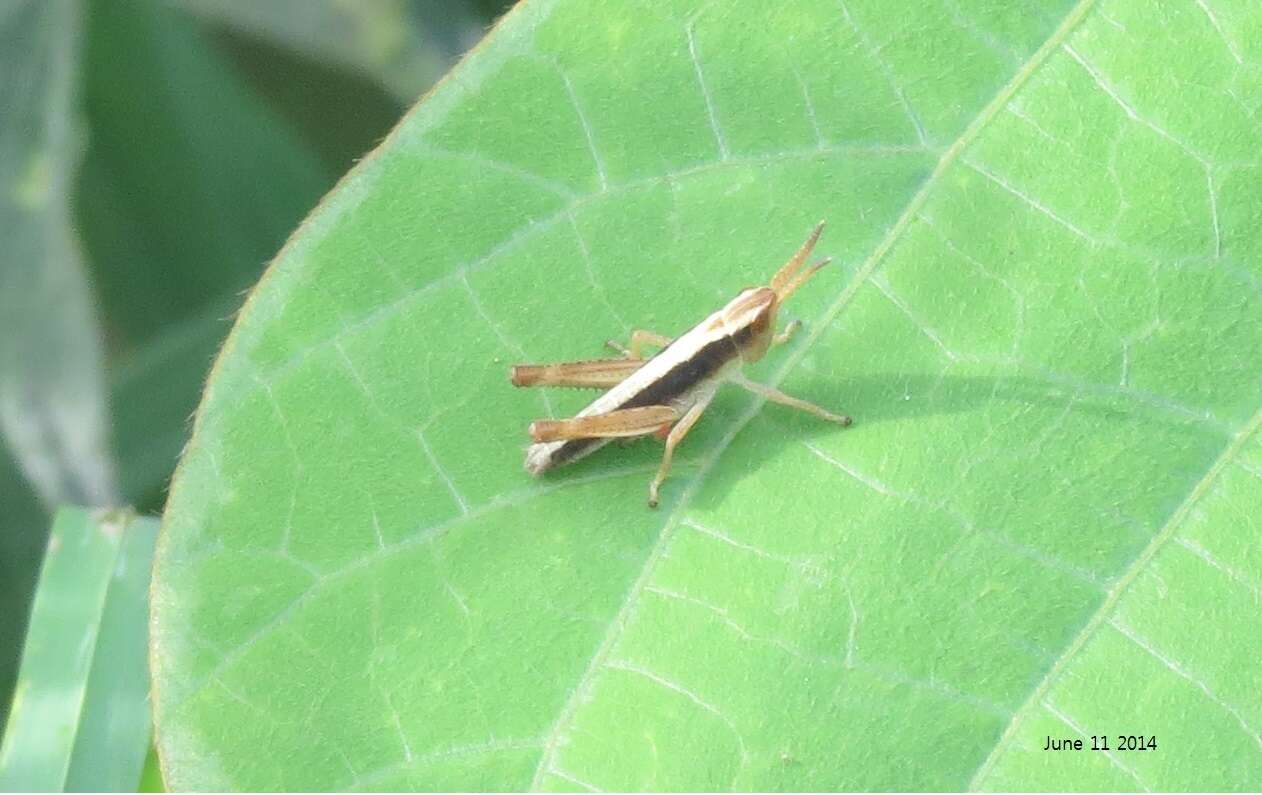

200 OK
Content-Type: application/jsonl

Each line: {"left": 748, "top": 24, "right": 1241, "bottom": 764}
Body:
{"left": 173, "top": 0, "right": 488, "bottom": 102}
{"left": 1, "top": 0, "right": 411, "bottom": 741}
{"left": 152, "top": 0, "right": 1262, "bottom": 790}
{"left": 0, "top": 0, "right": 116, "bottom": 727}
{"left": 0, "top": 508, "right": 159, "bottom": 791}
{"left": 77, "top": 0, "right": 335, "bottom": 350}
{"left": 77, "top": 0, "right": 413, "bottom": 514}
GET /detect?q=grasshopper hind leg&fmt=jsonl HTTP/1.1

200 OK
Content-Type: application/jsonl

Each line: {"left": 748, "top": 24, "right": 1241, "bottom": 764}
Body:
{"left": 524, "top": 405, "right": 680, "bottom": 476}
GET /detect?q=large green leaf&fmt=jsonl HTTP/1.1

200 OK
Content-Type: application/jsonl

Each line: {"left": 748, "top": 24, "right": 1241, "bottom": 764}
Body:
{"left": 152, "top": 0, "right": 1262, "bottom": 790}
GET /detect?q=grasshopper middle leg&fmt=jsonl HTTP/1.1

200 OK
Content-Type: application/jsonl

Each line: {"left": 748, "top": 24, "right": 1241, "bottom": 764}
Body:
{"left": 648, "top": 391, "right": 716, "bottom": 508}
{"left": 728, "top": 372, "right": 851, "bottom": 425}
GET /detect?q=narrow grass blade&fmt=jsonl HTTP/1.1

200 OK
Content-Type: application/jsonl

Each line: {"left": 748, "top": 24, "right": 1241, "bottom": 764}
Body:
{"left": 0, "top": 508, "right": 159, "bottom": 792}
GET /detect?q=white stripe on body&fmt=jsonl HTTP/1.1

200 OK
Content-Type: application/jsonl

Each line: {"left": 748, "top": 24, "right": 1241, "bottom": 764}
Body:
{"left": 523, "top": 296, "right": 752, "bottom": 474}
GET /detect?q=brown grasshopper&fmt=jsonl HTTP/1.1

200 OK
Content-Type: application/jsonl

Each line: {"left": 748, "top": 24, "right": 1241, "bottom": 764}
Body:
{"left": 511, "top": 221, "right": 851, "bottom": 507}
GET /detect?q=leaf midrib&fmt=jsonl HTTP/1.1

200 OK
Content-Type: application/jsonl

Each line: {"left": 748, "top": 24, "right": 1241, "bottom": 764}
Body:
{"left": 528, "top": 0, "right": 1101, "bottom": 788}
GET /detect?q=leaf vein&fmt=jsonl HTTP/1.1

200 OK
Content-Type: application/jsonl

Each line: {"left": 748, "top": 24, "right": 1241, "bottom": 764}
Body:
{"left": 968, "top": 403, "right": 1262, "bottom": 788}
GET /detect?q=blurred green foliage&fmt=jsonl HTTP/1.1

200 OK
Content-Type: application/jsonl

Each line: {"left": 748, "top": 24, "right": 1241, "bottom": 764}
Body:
{"left": 0, "top": 0, "right": 507, "bottom": 769}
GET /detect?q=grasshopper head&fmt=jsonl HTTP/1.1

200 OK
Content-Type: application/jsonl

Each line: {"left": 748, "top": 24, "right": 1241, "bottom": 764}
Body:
{"left": 721, "top": 287, "right": 778, "bottom": 363}
{"left": 724, "top": 221, "right": 831, "bottom": 364}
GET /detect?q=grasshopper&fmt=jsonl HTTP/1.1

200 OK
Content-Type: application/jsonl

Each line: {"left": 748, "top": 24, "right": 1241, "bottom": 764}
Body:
{"left": 511, "top": 221, "right": 851, "bottom": 507}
